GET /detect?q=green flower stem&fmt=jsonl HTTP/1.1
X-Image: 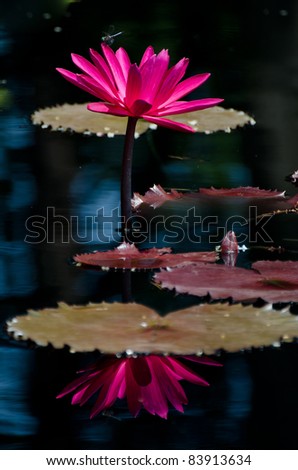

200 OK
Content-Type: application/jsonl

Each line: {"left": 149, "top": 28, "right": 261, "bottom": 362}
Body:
{"left": 121, "top": 116, "right": 138, "bottom": 241}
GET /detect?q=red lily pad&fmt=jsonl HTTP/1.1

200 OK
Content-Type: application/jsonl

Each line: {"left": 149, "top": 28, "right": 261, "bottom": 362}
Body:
{"left": 198, "top": 187, "right": 286, "bottom": 198}
{"left": 6, "top": 301, "right": 298, "bottom": 355}
{"left": 74, "top": 242, "right": 217, "bottom": 270}
{"left": 154, "top": 260, "right": 298, "bottom": 303}
{"left": 132, "top": 185, "right": 183, "bottom": 210}
{"left": 132, "top": 185, "right": 291, "bottom": 210}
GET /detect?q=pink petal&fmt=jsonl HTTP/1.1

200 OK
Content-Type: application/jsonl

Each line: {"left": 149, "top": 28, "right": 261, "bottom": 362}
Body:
{"left": 90, "top": 382, "right": 114, "bottom": 417}
{"left": 77, "top": 373, "right": 109, "bottom": 406}
{"left": 115, "top": 47, "right": 131, "bottom": 81}
{"left": 124, "top": 64, "right": 142, "bottom": 109}
{"left": 77, "top": 75, "right": 118, "bottom": 102}
{"left": 149, "top": 357, "right": 187, "bottom": 413}
{"left": 89, "top": 48, "right": 119, "bottom": 94}
{"left": 125, "top": 360, "right": 143, "bottom": 417}
{"left": 118, "top": 376, "right": 126, "bottom": 399}
{"left": 56, "top": 370, "right": 98, "bottom": 398}
{"left": 77, "top": 363, "right": 121, "bottom": 406}
{"left": 139, "top": 49, "right": 170, "bottom": 104}
{"left": 156, "top": 98, "right": 224, "bottom": 116}
{"left": 89, "top": 362, "right": 127, "bottom": 417}
{"left": 143, "top": 115, "right": 195, "bottom": 133}
{"left": 72, "top": 387, "right": 88, "bottom": 405}
{"left": 183, "top": 355, "right": 223, "bottom": 367}
{"left": 101, "top": 43, "right": 127, "bottom": 97}
{"left": 130, "top": 99, "right": 152, "bottom": 115}
{"left": 139, "top": 45, "right": 155, "bottom": 67}
{"left": 153, "top": 57, "right": 189, "bottom": 107}
{"left": 87, "top": 102, "right": 130, "bottom": 116}
{"left": 71, "top": 53, "right": 111, "bottom": 88}
{"left": 96, "top": 362, "right": 126, "bottom": 408}
{"left": 163, "top": 357, "right": 210, "bottom": 386}
{"left": 56, "top": 68, "right": 100, "bottom": 98}
{"left": 161, "top": 73, "right": 211, "bottom": 106}
{"left": 141, "top": 361, "right": 169, "bottom": 418}
{"left": 130, "top": 357, "right": 152, "bottom": 386}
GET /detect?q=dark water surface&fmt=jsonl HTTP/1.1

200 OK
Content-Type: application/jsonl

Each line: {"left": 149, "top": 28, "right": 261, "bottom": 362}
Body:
{"left": 1, "top": 0, "right": 298, "bottom": 449}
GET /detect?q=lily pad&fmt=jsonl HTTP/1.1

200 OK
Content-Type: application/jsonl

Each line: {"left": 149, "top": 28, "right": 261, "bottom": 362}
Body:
{"left": 132, "top": 185, "right": 183, "bottom": 210}
{"left": 132, "top": 184, "right": 292, "bottom": 210}
{"left": 31, "top": 103, "right": 152, "bottom": 137}
{"left": 74, "top": 242, "right": 217, "bottom": 270}
{"left": 6, "top": 301, "right": 298, "bottom": 355}
{"left": 31, "top": 104, "right": 254, "bottom": 137}
{"left": 154, "top": 260, "right": 298, "bottom": 303}
{"left": 198, "top": 187, "right": 286, "bottom": 198}
{"left": 166, "top": 106, "right": 256, "bottom": 133}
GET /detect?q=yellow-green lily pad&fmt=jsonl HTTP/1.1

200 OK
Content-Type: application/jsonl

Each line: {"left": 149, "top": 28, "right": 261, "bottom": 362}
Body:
{"left": 31, "top": 103, "right": 152, "bottom": 137}
{"left": 31, "top": 104, "right": 255, "bottom": 137}
{"left": 167, "top": 106, "right": 256, "bottom": 133}
{"left": 6, "top": 301, "right": 297, "bottom": 355}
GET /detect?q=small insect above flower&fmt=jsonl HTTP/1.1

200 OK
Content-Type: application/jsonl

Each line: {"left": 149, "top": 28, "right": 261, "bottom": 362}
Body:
{"left": 101, "top": 26, "right": 123, "bottom": 45}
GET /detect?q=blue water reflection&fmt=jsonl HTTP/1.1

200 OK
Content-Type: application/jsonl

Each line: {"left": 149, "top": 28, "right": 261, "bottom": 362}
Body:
{"left": 0, "top": 347, "right": 37, "bottom": 443}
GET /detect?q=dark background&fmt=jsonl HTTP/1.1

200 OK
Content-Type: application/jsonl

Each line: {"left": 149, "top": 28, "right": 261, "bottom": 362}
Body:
{"left": 1, "top": 0, "right": 298, "bottom": 450}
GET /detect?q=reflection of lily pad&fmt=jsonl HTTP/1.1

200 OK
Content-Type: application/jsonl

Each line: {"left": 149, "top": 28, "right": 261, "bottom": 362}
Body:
{"left": 154, "top": 260, "right": 298, "bottom": 303}
{"left": 6, "top": 301, "right": 298, "bottom": 355}
{"left": 31, "top": 104, "right": 254, "bottom": 137}
{"left": 74, "top": 242, "right": 217, "bottom": 270}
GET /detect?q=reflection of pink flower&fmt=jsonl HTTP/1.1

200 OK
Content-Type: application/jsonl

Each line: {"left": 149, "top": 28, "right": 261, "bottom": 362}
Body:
{"left": 57, "top": 355, "right": 221, "bottom": 419}
{"left": 56, "top": 44, "right": 223, "bottom": 133}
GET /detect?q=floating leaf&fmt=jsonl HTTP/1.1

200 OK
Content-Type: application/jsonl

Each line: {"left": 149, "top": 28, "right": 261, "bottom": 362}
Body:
{"left": 132, "top": 184, "right": 290, "bottom": 210}
{"left": 6, "top": 301, "right": 298, "bottom": 355}
{"left": 198, "top": 187, "right": 286, "bottom": 198}
{"left": 132, "top": 185, "right": 183, "bottom": 209}
{"left": 74, "top": 242, "right": 217, "bottom": 270}
{"left": 31, "top": 104, "right": 254, "bottom": 137}
{"left": 154, "top": 260, "right": 298, "bottom": 303}
{"left": 252, "top": 260, "right": 298, "bottom": 289}
{"left": 165, "top": 106, "right": 256, "bottom": 134}
{"left": 31, "top": 103, "right": 152, "bottom": 137}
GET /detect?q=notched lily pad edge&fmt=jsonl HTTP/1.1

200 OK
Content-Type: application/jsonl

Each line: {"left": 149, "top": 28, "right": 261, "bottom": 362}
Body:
{"left": 31, "top": 118, "right": 121, "bottom": 139}
{"left": 153, "top": 278, "right": 298, "bottom": 309}
{"left": 31, "top": 104, "right": 255, "bottom": 138}
{"left": 31, "top": 104, "right": 154, "bottom": 138}
{"left": 5, "top": 299, "right": 298, "bottom": 356}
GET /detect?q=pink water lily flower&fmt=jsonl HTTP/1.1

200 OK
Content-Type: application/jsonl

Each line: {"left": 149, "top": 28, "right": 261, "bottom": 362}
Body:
{"left": 57, "top": 354, "right": 221, "bottom": 419}
{"left": 56, "top": 43, "right": 223, "bottom": 132}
